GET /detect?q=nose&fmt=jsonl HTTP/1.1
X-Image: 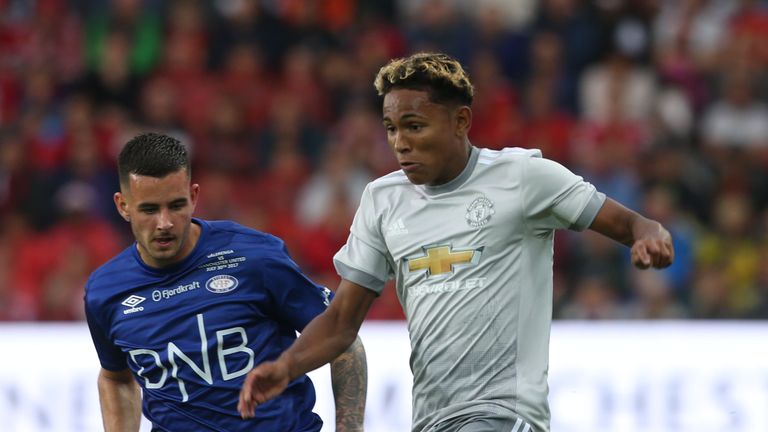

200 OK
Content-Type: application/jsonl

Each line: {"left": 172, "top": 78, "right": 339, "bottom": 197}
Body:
{"left": 157, "top": 208, "right": 173, "bottom": 231}
{"left": 392, "top": 131, "right": 411, "bottom": 153}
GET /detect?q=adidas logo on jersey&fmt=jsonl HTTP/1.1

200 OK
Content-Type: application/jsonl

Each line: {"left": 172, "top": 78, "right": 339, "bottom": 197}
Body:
{"left": 386, "top": 218, "right": 409, "bottom": 236}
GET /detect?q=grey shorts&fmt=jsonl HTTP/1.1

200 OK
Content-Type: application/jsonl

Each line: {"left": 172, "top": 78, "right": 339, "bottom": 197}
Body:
{"left": 443, "top": 415, "right": 535, "bottom": 432}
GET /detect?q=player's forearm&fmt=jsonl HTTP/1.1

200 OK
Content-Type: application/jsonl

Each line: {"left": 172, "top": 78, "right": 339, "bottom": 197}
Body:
{"left": 590, "top": 198, "right": 654, "bottom": 246}
{"left": 331, "top": 336, "right": 367, "bottom": 432}
{"left": 97, "top": 370, "right": 142, "bottom": 432}
{"left": 280, "top": 304, "right": 364, "bottom": 381}
{"left": 281, "top": 280, "right": 376, "bottom": 381}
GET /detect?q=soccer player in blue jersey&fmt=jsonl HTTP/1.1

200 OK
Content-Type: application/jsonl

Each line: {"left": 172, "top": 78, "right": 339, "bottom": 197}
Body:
{"left": 84, "top": 132, "right": 367, "bottom": 432}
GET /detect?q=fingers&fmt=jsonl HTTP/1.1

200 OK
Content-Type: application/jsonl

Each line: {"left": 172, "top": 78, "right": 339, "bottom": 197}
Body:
{"left": 238, "top": 372, "right": 256, "bottom": 418}
{"left": 238, "top": 362, "right": 290, "bottom": 419}
{"left": 663, "top": 239, "right": 675, "bottom": 264}
{"left": 632, "top": 238, "right": 674, "bottom": 269}
{"left": 238, "top": 367, "right": 270, "bottom": 419}
{"left": 632, "top": 243, "right": 651, "bottom": 269}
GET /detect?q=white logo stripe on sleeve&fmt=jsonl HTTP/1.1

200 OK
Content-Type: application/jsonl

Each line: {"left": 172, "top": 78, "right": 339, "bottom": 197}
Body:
{"left": 510, "top": 418, "right": 533, "bottom": 432}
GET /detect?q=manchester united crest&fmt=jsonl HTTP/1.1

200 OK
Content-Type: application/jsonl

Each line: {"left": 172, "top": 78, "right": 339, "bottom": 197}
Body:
{"left": 465, "top": 196, "right": 495, "bottom": 228}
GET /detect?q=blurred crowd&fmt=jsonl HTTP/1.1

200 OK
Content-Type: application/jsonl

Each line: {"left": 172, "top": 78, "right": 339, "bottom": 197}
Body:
{"left": 1, "top": 0, "right": 767, "bottom": 321}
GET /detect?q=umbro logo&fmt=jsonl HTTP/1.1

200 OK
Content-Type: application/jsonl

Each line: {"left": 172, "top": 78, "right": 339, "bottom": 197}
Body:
{"left": 122, "top": 295, "right": 146, "bottom": 315}
{"left": 122, "top": 295, "right": 145, "bottom": 307}
{"left": 386, "top": 218, "right": 408, "bottom": 236}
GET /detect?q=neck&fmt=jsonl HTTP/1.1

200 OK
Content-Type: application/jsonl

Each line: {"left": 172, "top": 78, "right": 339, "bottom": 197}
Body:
{"left": 178, "top": 221, "right": 202, "bottom": 262}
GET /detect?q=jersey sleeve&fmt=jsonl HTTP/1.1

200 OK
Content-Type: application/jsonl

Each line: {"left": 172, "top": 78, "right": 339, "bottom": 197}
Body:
{"left": 261, "top": 248, "right": 334, "bottom": 332}
{"left": 333, "top": 184, "right": 392, "bottom": 295}
{"left": 84, "top": 282, "right": 128, "bottom": 371}
{"left": 522, "top": 156, "right": 606, "bottom": 232}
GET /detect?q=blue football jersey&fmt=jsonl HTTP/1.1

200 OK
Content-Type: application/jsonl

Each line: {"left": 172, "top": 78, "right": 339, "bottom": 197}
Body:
{"left": 85, "top": 219, "right": 333, "bottom": 431}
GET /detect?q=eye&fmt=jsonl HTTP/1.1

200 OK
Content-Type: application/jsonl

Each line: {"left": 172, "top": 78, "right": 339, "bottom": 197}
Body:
{"left": 141, "top": 208, "right": 157, "bottom": 214}
{"left": 409, "top": 123, "right": 423, "bottom": 132}
{"left": 384, "top": 125, "right": 396, "bottom": 134}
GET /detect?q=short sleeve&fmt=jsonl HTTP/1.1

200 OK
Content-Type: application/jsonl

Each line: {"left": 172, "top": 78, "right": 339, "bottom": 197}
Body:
{"left": 84, "top": 287, "right": 128, "bottom": 371}
{"left": 522, "top": 156, "right": 606, "bottom": 231}
{"left": 333, "top": 184, "right": 392, "bottom": 294}
{"left": 261, "top": 249, "right": 333, "bottom": 332}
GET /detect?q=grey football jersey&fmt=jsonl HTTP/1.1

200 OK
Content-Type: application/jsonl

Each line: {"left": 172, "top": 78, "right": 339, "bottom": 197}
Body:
{"left": 334, "top": 147, "right": 606, "bottom": 432}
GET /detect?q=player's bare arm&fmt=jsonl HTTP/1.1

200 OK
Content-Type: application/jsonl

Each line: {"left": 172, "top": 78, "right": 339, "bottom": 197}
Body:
{"left": 238, "top": 279, "right": 377, "bottom": 418}
{"left": 589, "top": 197, "right": 674, "bottom": 269}
{"left": 330, "top": 336, "right": 367, "bottom": 432}
{"left": 97, "top": 368, "right": 142, "bottom": 432}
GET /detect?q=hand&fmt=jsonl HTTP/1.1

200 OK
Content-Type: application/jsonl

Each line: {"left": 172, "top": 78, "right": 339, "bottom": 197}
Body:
{"left": 630, "top": 227, "right": 674, "bottom": 269}
{"left": 238, "top": 360, "right": 291, "bottom": 419}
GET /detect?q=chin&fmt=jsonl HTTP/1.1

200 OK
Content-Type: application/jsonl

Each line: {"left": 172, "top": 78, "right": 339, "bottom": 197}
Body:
{"left": 405, "top": 173, "right": 428, "bottom": 185}
{"left": 152, "top": 249, "right": 179, "bottom": 261}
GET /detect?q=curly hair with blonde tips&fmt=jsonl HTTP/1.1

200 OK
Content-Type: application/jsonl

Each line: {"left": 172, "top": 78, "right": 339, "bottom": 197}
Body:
{"left": 373, "top": 52, "right": 474, "bottom": 106}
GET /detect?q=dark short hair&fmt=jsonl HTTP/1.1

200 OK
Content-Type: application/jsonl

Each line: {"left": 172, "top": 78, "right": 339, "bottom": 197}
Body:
{"left": 118, "top": 133, "right": 190, "bottom": 186}
{"left": 373, "top": 52, "right": 474, "bottom": 106}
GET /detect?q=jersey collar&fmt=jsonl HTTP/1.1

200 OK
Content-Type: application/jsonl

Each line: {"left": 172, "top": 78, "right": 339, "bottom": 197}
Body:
{"left": 421, "top": 146, "right": 479, "bottom": 196}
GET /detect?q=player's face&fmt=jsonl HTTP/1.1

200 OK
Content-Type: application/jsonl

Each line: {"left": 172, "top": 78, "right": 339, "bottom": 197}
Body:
{"left": 114, "top": 169, "right": 200, "bottom": 268}
{"left": 382, "top": 88, "right": 472, "bottom": 186}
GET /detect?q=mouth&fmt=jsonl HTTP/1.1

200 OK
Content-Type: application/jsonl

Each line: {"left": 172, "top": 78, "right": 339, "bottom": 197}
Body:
{"left": 154, "top": 235, "right": 176, "bottom": 248}
{"left": 399, "top": 161, "right": 420, "bottom": 173}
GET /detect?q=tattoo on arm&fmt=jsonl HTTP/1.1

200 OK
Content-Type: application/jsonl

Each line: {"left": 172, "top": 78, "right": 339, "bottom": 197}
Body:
{"left": 331, "top": 336, "right": 367, "bottom": 432}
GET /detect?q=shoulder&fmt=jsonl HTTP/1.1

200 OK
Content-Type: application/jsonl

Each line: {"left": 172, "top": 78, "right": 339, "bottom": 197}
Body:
{"left": 85, "top": 246, "right": 137, "bottom": 301}
{"left": 478, "top": 147, "right": 574, "bottom": 177}
{"left": 205, "top": 219, "right": 288, "bottom": 258}
{"left": 472, "top": 147, "right": 550, "bottom": 184}
{"left": 476, "top": 146, "right": 543, "bottom": 167}
{"left": 206, "top": 220, "right": 282, "bottom": 243}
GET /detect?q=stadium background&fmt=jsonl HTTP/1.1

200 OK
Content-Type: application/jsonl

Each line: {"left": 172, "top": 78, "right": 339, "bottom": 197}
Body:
{"left": 1, "top": 0, "right": 768, "bottom": 430}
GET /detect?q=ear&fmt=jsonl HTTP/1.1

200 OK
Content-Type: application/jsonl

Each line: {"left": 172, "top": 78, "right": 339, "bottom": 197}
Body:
{"left": 114, "top": 192, "right": 130, "bottom": 222}
{"left": 454, "top": 105, "right": 472, "bottom": 137}
{"left": 189, "top": 183, "right": 200, "bottom": 210}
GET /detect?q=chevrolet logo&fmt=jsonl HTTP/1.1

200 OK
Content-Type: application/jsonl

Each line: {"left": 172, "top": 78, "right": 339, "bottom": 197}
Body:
{"left": 406, "top": 245, "right": 482, "bottom": 276}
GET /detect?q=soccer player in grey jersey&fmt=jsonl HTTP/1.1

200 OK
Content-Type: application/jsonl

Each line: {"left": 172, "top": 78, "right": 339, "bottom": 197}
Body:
{"left": 239, "top": 52, "right": 674, "bottom": 432}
